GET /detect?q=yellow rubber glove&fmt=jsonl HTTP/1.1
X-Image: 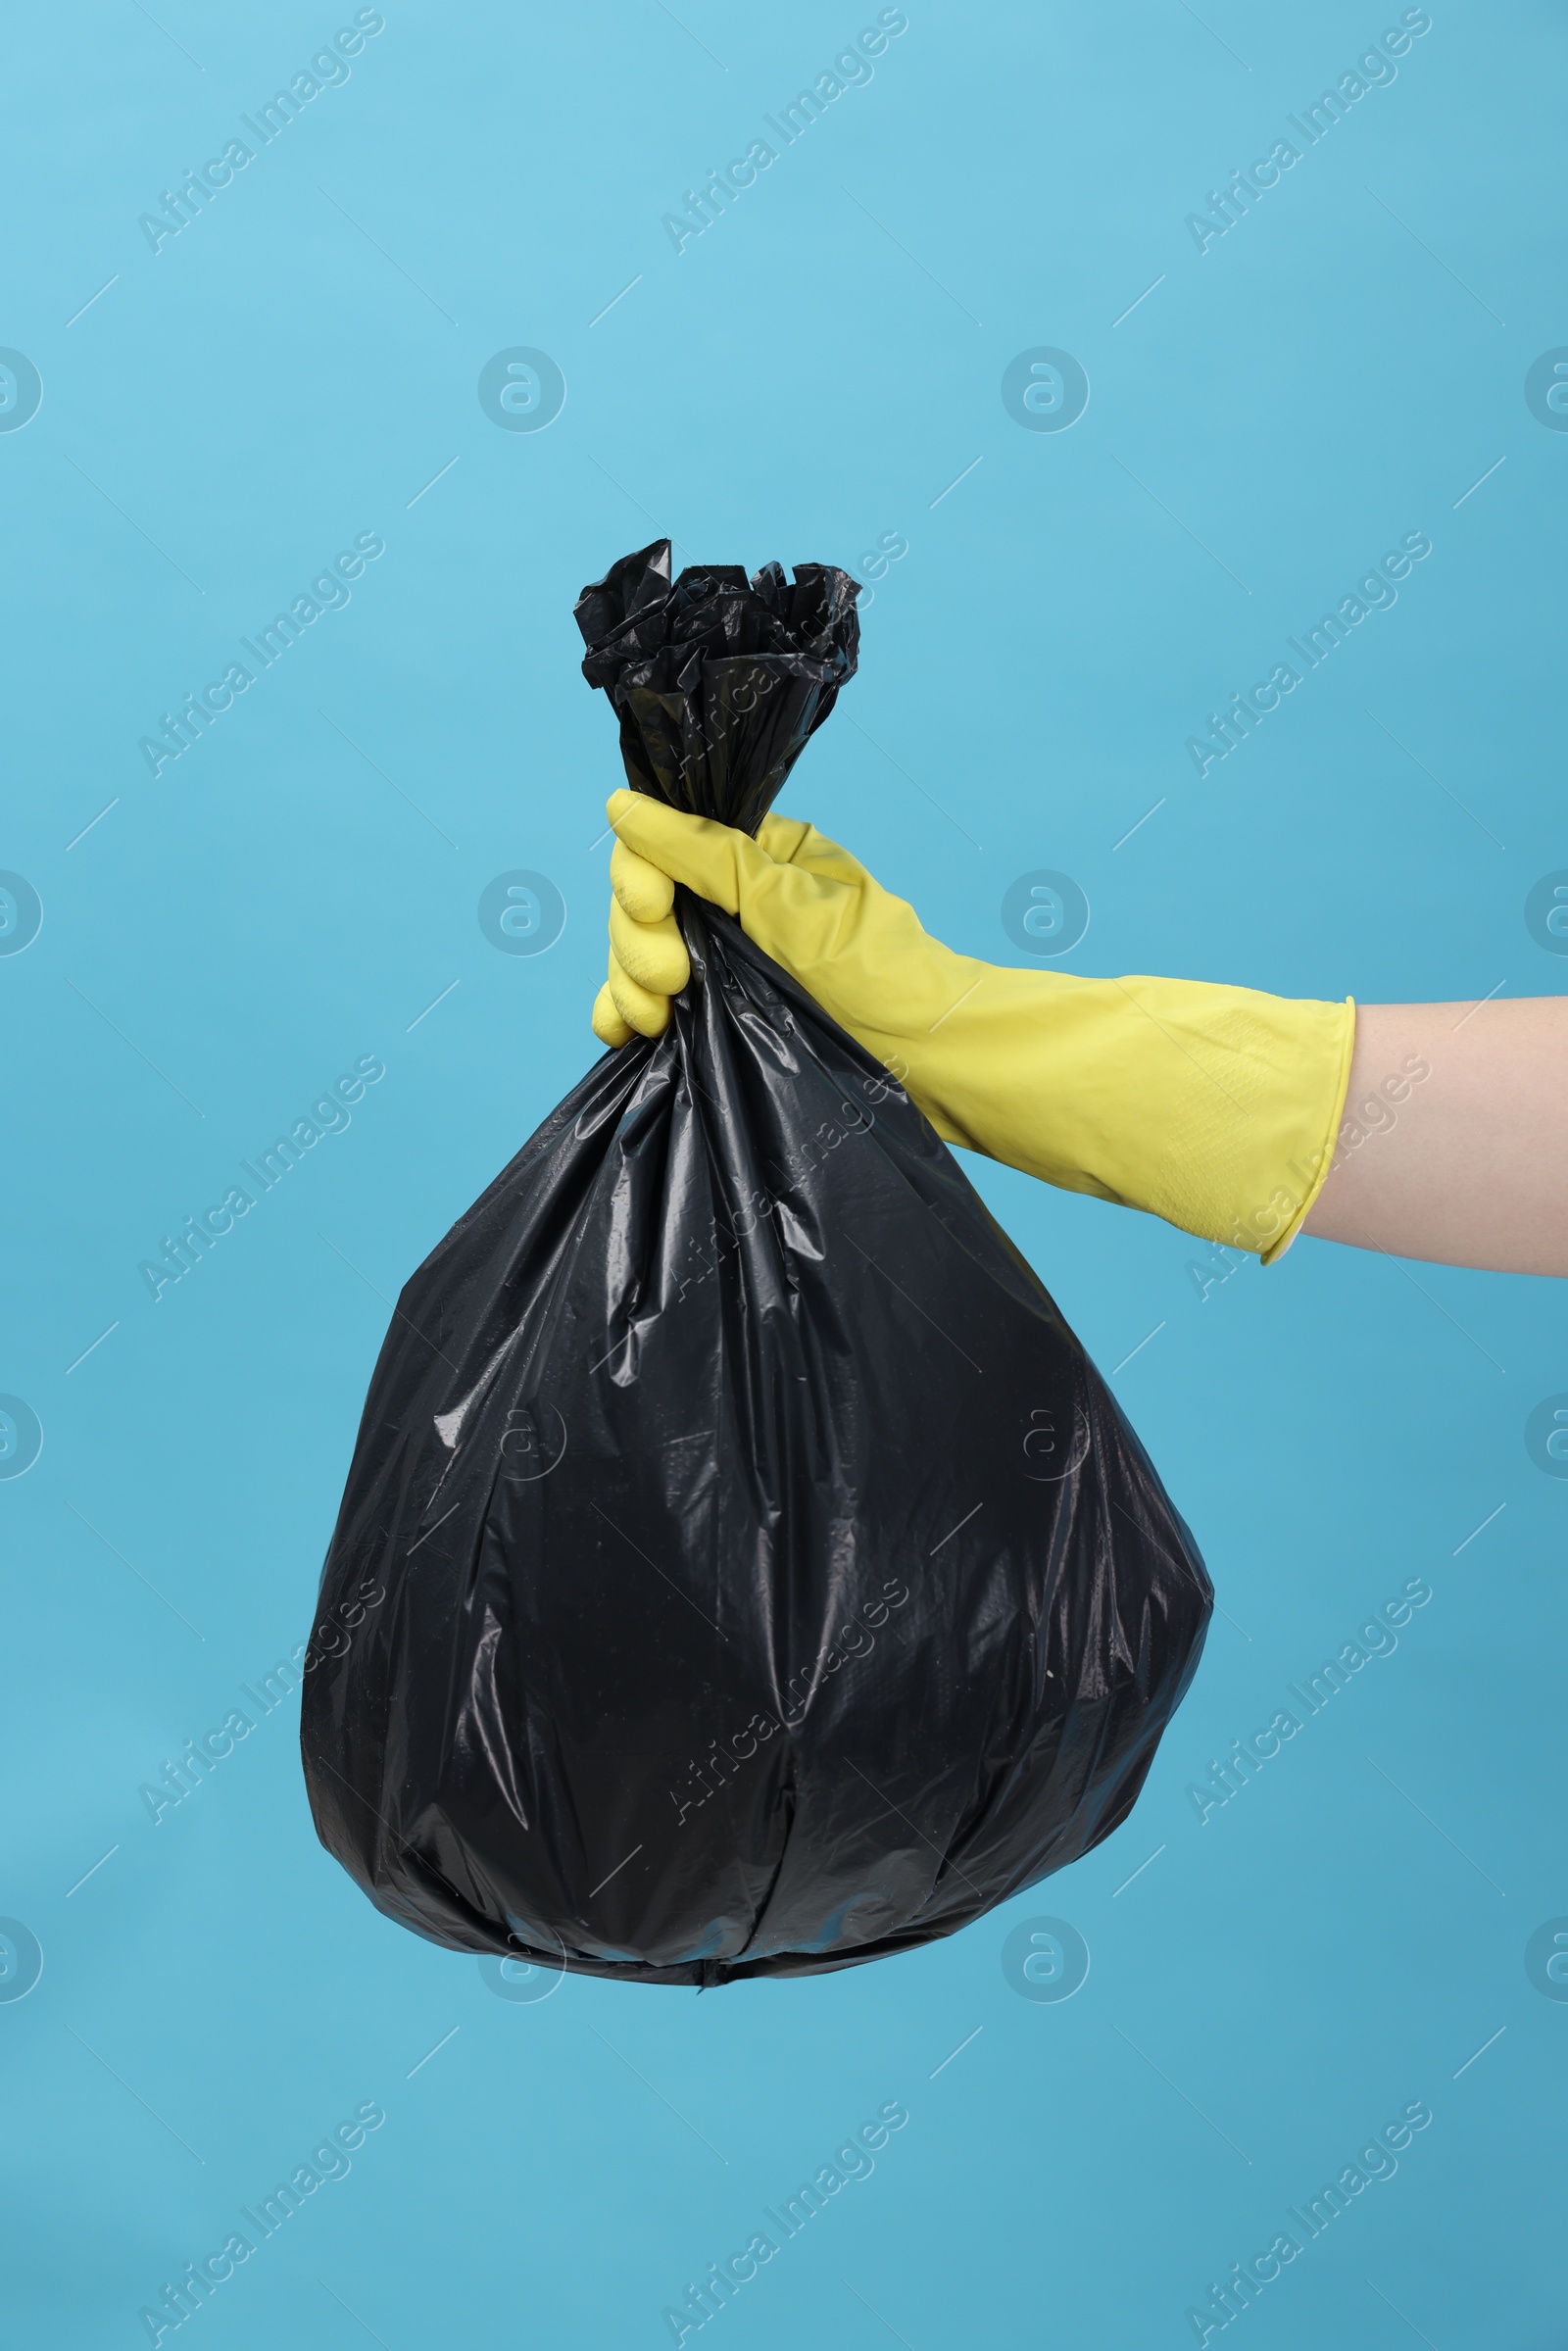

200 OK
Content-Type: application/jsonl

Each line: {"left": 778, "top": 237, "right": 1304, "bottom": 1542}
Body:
{"left": 593, "top": 789, "right": 1354, "bottom": 1262}
{"left": 591, "top": 838, "right": 691, "bottom": 1045}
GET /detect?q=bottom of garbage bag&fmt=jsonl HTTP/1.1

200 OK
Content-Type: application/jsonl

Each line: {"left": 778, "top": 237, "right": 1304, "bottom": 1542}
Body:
{"left": 303, "top": 903, "right": 1210, "bottom": 1984}
{"left": 305, "top": 1734, "right": 1162, "bottom": 1988}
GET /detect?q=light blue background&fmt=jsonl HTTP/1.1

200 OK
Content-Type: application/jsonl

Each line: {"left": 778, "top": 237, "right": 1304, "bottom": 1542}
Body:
{"left": 3, "top": 2, "right": 1563, "bottom": 2343}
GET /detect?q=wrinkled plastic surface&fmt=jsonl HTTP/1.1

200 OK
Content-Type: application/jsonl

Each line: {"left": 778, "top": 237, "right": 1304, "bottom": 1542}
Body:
{"left": 573, "top": 537, "right": 860, "bottom": 836}
{"left": 301, "top": 545, "right": 1212, "bottom": 1986}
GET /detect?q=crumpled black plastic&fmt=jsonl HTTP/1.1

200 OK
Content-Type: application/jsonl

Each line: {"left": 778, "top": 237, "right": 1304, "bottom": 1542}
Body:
{"left": 574, "top": 537, "right": 860, "bottom": 836}
{"left": 301, "top": 543, "right": 1211, "bottom": 1986}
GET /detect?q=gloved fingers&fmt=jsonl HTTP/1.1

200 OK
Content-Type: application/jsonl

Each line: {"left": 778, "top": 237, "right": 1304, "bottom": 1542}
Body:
{"left": 610, "top": 837, "right": 674, "bottom": 923}
{"left": 757, "top": 813, "right": 875, "bottom": 889}
{"left": 606, "top": 950, "right": 672, "bottom": 1039}
{"left": 757, "top": 813, "right": 813, "bottom": 864}
{"left": 609, "top": 898, "right": 691, "bottom": 996}
{"left": 591, "top": 982, "right": 635, "bottom": 1049}
{"left": 607, "top": 788, "right": 761, "bottom": 916}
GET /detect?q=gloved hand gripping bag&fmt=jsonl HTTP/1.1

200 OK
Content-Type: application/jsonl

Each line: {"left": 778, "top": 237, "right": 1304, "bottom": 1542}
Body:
{"left": 301, "top": 540, "right": 1213, "bottom": 1986}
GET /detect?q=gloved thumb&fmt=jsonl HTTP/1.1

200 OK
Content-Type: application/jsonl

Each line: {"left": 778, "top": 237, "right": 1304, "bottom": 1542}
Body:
{"left": 606, "top": 789, "right": 767, "bottom": 918}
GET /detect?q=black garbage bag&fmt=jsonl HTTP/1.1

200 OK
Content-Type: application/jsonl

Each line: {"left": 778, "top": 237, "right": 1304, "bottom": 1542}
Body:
{"left": 301, "top": 540, "right": 1212, "bottom": 1986}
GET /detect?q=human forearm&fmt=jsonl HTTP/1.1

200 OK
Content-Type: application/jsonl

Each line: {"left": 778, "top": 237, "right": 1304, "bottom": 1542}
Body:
{"left": 1302, "top": 998, "right": 1568, "bottom": 1275}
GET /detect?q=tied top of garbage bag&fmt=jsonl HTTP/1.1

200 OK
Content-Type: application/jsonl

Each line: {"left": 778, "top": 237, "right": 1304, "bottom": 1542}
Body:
{"left": 573, "top": 537, "right": 860, "bottom": 836}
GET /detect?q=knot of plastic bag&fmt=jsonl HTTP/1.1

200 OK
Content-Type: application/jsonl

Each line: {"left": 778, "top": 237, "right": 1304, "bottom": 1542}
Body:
{"left": 574, "top": 537, "right": 860, "bottom": 837}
